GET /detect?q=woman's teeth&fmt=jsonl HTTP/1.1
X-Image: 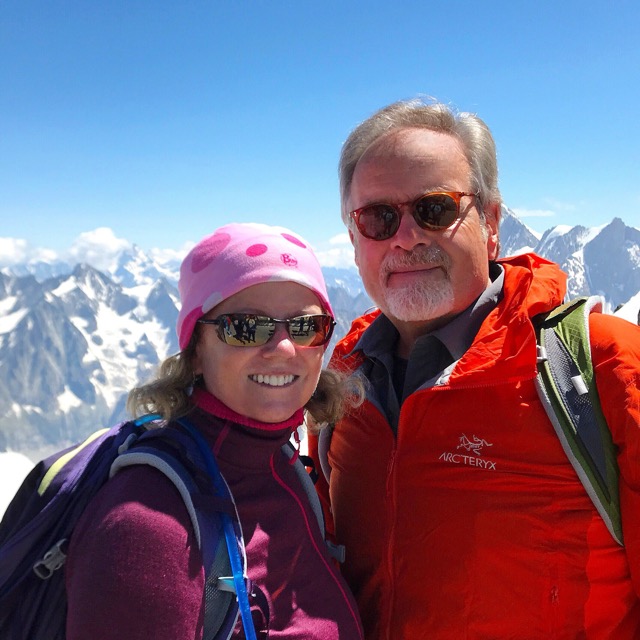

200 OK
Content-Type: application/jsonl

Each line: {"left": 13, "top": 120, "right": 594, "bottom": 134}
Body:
{"left": 250, "top": 374, "right": 295, "bottom": 387}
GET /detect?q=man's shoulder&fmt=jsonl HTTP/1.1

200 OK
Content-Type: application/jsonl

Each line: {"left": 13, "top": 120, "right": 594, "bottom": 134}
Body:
{"left": 497, "top": 253, "right": 567, "bottom": 318}
{"left": 589, "top": 310, "right": 640, "bottom": 363}
{"left": 330, "top": 308, "right": 381, "bottom": 363}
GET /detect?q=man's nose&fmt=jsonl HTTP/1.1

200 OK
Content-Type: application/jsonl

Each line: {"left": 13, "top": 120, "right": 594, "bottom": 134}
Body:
{"left": 392, "top": 207, "right": 431, "bottom": 250}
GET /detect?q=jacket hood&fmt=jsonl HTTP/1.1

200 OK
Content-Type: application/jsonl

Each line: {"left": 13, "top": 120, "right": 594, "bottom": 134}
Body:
{"left": 496, "top": 252, "right": 566, "bottom": 318}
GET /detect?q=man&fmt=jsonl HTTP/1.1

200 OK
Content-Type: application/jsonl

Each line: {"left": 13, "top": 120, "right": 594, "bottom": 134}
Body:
{"left": 309, "top": 99, "right": 640, "bottom": 639}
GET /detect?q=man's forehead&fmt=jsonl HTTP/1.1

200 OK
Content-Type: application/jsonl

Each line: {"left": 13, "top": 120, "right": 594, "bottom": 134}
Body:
{"left": 358, "top": 127, "right": 465, "bottom": 164}
{"left": 350, "top": 127, "right": 471, "bottom": 203}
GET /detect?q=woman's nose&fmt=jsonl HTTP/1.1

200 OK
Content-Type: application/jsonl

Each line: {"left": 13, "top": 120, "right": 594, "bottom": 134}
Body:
{"left": 262, "top": 324, "right": 296, "bottom": 357}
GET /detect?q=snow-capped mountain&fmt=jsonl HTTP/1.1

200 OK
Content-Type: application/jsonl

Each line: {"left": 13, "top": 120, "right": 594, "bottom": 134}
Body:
{"left": 1, "top": 212, "right": 638, "bottom": 458}
{"left": 499, "top": 206, "right": 541, "bottom": 256}
{"left": 532, "top": 216, "right": 640, "bottom": 308}
{"left": 0, "top": 264, "right": 373, "bottom": 459}
{"left": 0, "top": 265, "right": 180, "bottom": 458}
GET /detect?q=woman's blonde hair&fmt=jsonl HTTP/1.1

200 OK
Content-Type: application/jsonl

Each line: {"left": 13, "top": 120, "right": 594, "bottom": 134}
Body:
{"left": 127, "top": 327, "right": 364, "bottom": 427}
{"left": 126, "top": 332, "right": 199, "bottom": 422}
{"left": 305, "top": 365, "right": 365, "bottom": 431}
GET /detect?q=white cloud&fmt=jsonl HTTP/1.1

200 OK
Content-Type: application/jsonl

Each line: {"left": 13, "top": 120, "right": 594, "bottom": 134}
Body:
{"left": 328, "top": 233, "right": 351, "bottom": 246}
{"left": 149, "top": 244, "right": 192, "bottom": 265}
{"left": 66, "top": 227, "right": 132, "bottom": 272}
{"left": 511, "top": 199, "right": 577, "bottom": 219}
{"left": 512, "top": 208, "right": 556, "bottom": 218}
{"left": 33, "top": 247, "right": 60, "bottom": 262}
{"left": 0, "top": 238, "right": 30, "bottom": 266}
{"left": 0, "top": 238, "right": 60, "bottom": 267}
{"left": 542, "top": 198, "right": 577, "bottom": 213}
{"left": 315, "top": 245, "right": 356, "bottom": 268}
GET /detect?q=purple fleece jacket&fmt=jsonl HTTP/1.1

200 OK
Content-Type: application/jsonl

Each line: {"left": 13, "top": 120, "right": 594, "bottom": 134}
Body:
{"left": 65, "top": 389, "right": 363, "bottom": 639}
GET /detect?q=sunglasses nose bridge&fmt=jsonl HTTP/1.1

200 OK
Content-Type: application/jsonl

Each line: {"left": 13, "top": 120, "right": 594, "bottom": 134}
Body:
{"left": 392, "top": 202, "right": 434, "bottom": 246}
{"left": 261, "top": 320, "right": 297, "bottom": 355}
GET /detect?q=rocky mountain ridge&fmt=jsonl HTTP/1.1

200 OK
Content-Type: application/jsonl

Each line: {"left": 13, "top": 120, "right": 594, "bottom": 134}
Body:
{"left": 1, "top": 210, "right": 639, "bottom": 458}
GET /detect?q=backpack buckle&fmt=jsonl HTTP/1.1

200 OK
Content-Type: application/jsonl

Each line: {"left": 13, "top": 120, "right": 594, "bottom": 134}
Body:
{"left": 536, "top": 344, "right": 548, "bottom": 363}
{"left": 33, "top": 539, "right": 68, "bottom": 579}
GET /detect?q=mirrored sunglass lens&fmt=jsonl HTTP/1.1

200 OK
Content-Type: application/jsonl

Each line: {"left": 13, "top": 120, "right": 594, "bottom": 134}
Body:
{"left": 358, "top": 205, "right": 399, "bottom": 240}
{"left": 289, "top": 315, "right": 328, "bottom": 346}
{"left": 414, "top": 194, "right": 458, "bottom": 229}
{"left": 220, "top": 314, "right": 275, "bottom": 346}
{"left": 216, "top": 314, "right": 331, "bottom": 347}
{"left": 312, "top": 316, "right": 333, "bottom": 346}
{"left": 253, "top": 320, "right": 277, "bottom": 346}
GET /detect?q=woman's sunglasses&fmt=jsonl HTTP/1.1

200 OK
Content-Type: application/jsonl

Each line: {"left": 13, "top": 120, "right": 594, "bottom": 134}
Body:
{"left": 350, "top": 191, "right": 477, "bottom": 241}
{"left": 198, "top": 313, "right": 335, "bottom": 348}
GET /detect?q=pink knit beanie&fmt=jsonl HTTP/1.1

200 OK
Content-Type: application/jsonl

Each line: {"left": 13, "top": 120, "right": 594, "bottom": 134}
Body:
{"left": 177, "top": 222, "right": 333, "bottom": 350}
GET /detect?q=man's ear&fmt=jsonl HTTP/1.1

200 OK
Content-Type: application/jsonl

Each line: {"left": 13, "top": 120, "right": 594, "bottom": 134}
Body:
{"left": 485, "top": 203, "right": 501, "bottom": 260}
{"left": 349, "top": 228, "right": 360, "bottom": 268}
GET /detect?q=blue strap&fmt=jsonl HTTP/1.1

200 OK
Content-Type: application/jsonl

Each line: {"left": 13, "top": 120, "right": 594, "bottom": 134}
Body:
{"left": 176, "top": 417, "right": 257, "bottom": 640}
{"left": 132, "top": 413, "right": 162, "bottom": 426}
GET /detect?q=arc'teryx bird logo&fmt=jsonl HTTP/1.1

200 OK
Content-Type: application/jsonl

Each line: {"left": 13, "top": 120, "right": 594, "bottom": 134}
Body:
{"left": 439, "top": 433, "right": 497, "bottom": 471}
{"left": 457, "top": 434, "right": 493, "bottom": 456}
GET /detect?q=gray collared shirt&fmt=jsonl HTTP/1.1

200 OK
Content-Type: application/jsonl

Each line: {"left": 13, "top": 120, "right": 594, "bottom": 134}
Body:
{"left": 350, "top": 263, "right": 505, "bottom": 431}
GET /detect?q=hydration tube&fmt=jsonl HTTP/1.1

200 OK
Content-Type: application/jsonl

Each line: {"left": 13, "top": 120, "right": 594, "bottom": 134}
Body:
{"left": 177, "top": 418, "right": 258, "bottom": 640}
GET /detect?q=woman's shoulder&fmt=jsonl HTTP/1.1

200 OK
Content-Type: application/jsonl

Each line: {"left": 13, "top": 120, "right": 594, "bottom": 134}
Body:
{"left": 65, "top": 466, "right": 206, "bottom": 640}
{"left": 70, "top": 464, "right": 197, "bottom": 553}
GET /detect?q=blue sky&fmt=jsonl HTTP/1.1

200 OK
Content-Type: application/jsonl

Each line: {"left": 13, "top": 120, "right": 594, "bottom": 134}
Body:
{"left": 1, "top": 0, "right": 639, "bottom": 267}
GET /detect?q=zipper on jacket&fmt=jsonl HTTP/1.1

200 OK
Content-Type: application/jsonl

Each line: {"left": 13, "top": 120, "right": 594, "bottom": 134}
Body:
{"left": 384, "top": 444, "right": 398, "bottom": 640}
{"left": 385, "top": 448, "right": 396, "bottom": 496}
{"left": 269, "top": 452, "right": 364, "bottom": 639}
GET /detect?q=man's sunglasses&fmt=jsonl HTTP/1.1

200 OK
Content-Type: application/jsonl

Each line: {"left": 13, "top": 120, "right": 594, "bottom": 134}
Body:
{"left": 197, "top": 313, "right": 335, "bottom": 348}
{"left": 350, "top": 191, "right": 477, "bottom": 241}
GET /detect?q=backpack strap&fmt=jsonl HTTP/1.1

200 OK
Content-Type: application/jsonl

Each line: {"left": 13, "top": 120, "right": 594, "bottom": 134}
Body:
{"left": 110, "top": 417, "right": 251, "bottom": 640}
{"left": 111, "top": 446, "right": 205, "bottom": 545}
{"left": 534, "top": 296, "right": 622, "bottom": 545}
{"left": 281, "top": 441, "right": 346, "bottom": 563}
{"left": 317, "top": 423, "right": 334, "bottom": 483}
{"left": 110, "top": 444, "right": 235, "bottom": 541}
{"left": 175, "top": 417, "right": 258, "bottom": 640}
{"left": 282, "top": 442, "right": 324, "bottom": 533}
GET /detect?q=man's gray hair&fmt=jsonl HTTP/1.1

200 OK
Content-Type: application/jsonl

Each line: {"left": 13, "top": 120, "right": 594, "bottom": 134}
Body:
{"left": 339, "top": 98, "right": 502, "bottom": 225}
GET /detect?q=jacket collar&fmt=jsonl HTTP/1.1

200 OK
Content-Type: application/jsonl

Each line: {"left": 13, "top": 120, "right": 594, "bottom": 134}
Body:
{"left": 333, "top": 253, "right": 567, "bottom": 385}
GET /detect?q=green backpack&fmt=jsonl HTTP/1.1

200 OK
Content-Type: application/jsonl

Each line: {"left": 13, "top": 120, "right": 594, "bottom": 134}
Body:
{"left": 535, "top": 296, "right": 622, "bottom": 546}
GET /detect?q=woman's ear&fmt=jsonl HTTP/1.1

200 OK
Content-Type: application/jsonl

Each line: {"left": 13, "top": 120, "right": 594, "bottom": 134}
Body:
{"left": 189, "top": 331, "right": 202, "bottom": 376}
{"left": 192, "top": 349, "right": 202, "bottom": 376}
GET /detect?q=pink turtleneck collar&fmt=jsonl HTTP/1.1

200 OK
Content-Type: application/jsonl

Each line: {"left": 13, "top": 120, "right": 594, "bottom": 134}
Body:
{"left": 191, "top": 386, "right": 305, "bottom": 433}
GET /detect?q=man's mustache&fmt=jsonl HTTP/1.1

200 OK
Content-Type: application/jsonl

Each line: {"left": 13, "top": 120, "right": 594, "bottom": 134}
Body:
{"left": 381, "top": 246, "right": 451, "bottom": 276}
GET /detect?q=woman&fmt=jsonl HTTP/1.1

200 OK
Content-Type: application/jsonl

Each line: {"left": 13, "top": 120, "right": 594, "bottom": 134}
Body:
{"left": 64, "top": 223, "right": 364, "bottom": 640}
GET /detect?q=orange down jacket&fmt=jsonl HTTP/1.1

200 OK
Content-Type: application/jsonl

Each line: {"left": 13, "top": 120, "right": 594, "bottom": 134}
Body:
{"left": 309, "top": 253, "right": 640, "bottom": 639}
